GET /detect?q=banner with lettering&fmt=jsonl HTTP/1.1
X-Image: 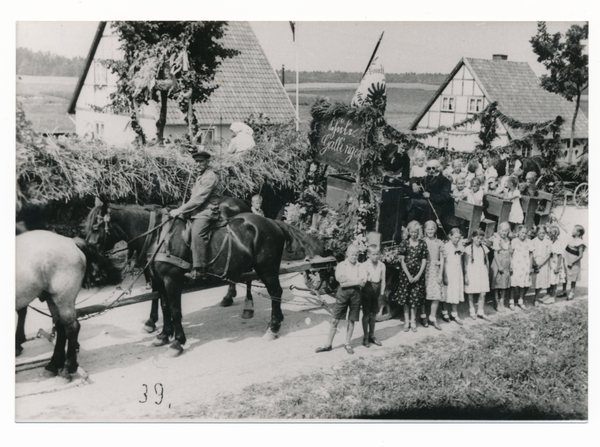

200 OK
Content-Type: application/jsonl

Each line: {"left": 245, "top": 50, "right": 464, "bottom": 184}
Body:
{"left": 350, "top": 56, "right": 387, "bottom": 116}
{"left": 313, "top": 114, "right": 366, "bottom": 172}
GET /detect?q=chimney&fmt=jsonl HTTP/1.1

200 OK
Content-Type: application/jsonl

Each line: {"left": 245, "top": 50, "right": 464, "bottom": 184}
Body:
{"left": 493, "top": 54, "right": 508, "bottom": 61}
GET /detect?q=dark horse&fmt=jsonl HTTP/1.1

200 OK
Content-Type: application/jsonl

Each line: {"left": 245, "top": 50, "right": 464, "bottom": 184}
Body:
{"left": 85, "top": 200, "right": 324, "bottom": 357}
{"left": 16, "top": 230, "right": 121, "bottom": 381}
{"left": 130, "top": 198, "right": 254, "bottom": 333}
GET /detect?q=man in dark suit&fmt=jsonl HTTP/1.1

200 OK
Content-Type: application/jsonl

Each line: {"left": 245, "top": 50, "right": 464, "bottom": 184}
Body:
{"left": 407, "top": 159, "right": 456, "bottom": 233}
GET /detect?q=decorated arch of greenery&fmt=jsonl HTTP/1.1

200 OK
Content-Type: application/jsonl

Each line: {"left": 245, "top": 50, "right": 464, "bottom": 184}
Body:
{"left": 284, "top": 97, "right": 565, "bottom": 257}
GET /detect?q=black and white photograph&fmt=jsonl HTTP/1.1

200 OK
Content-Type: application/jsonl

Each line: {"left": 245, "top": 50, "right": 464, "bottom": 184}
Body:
{"left": 8, "top": 2, "right": 593, "bottom": 436}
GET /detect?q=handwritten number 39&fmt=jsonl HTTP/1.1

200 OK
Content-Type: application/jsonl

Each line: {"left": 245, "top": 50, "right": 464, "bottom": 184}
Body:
{"left": 139, "top": 383, "right": 164, "bottom": 404}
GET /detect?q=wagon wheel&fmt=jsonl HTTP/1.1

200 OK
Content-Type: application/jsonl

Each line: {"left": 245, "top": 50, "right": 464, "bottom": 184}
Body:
{"left": 574, "top": 182, "right": 589, "bottom": 208}
{"left": 536, "top": 171, "right": 567, "bottom": 223}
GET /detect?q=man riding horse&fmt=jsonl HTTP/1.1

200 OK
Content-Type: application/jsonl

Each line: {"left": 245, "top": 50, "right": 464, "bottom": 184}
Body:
{"left": 169, "top": 150, "right": 223, "bottom": 281}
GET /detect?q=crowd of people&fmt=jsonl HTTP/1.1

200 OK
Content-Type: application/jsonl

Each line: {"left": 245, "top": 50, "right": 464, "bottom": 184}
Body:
{"left": 315, "top": 220, "right": 586, "bottom": 354}
{"left": 315, "top": 148, "right": 586, "bottom": 355}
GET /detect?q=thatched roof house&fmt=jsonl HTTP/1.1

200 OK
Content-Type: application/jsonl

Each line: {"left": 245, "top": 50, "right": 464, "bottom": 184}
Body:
{"left": 68, "top": 21, "right": 296, "bottom": 146}
{"left": 410, "top": 55, "right": 588, "bottom": 163}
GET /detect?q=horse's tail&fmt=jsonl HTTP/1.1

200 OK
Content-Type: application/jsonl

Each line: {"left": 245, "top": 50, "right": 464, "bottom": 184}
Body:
{"left": 273, "top": 220, "right": 326, "bottom": 259}
{"left": 74, "top": 238, "right": 122, "bottom": 288}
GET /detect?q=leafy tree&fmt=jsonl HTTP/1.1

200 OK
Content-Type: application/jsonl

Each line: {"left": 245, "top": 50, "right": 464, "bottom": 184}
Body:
{"left": 530, "top": 21, "right": 588, "bottom": 155}
{"left": 105, "top": 21, "right": 239, "bottom": 144}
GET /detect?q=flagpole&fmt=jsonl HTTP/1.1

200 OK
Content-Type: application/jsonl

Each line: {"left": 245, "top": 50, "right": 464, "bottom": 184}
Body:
{"left": 295, "top": 24, "right": 299, "bottom": 132}
{"left": 361, "top": 31, "right": 385, "bottom": 80}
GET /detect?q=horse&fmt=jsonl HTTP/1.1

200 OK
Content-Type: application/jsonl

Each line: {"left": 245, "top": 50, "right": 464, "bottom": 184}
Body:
{"left": 85, "top": 200, "right": 325, "bottom": 357}
{"left": 123, "top": 197, "right": 254, "bottom": 333}
{"left": 16, "top": 230, "right": 121, "bottom": 381}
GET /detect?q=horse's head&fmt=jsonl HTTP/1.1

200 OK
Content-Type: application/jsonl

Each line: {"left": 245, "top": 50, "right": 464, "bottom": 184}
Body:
{"left": 85, "top": 199, "right": 126, "bottom": 252}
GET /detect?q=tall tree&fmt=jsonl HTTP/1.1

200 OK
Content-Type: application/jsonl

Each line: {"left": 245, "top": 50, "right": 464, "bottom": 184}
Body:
{"left": 530, "top": 21, "right": 588, "bottom": 159}
{"left": 105, "top": 21, "right": 239, "bottom": 144}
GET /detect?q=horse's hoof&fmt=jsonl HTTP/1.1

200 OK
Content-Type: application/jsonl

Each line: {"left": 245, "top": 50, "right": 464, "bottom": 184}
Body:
{"left": 43, "top": 368, "right": 58, "bottom": 378}
{"left": 242, "top": 309, "right": 254, "bottom": 319}
{"left": 152, "top": 337, "right": 169, "bottom": 347}
{"left": 220, "top": 297, "right": 234, "bottom": 307}
{"left": 55, "top": 371, "right": 72, "bottom": 385}
{"left": 143, "top": 322, "right": 157, "bottom": 334}
{"left": 165, "top": 341, "right": 183, "bottom": 358}
{"left": 262, "top": 329, "right": 279, "bottom": 341}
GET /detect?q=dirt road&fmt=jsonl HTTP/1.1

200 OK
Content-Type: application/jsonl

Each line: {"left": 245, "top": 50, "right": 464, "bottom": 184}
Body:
{"left": 15, "top": 207, "right": 588, "bottom": 421}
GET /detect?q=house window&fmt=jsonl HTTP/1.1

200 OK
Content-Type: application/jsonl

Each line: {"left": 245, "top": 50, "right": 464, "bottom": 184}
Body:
{"left": 441, "top": 96, "right": 455, "bottom": 111}
{"left": 468, "top": 98, "right": 483, "bottom": 113}
{"left": 521, "top": 146, "right": 532, "bottom": 158}
{"left": 200, "top": 129, "right": 214, "bottom": 144}
{"left": 95, "top": 122, "right": 104, "bottom": 139}
{"left": 438, "top": 137, "right": 449, "bottom": 149}
{"left": 94, "top": 61, "right": 107, "bottom": 85}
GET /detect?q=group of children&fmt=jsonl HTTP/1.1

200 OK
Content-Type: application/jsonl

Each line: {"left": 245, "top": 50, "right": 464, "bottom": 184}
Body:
{"left": 316, "top": 220, "right": 586, "bottom": 354}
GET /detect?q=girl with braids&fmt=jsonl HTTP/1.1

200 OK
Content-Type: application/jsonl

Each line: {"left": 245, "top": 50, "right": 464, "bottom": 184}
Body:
{"left": 391, "top": 220, "right": 428, "bottom": 332}
{"left": 463, "top": 229, "right": 491, "bottom": 320}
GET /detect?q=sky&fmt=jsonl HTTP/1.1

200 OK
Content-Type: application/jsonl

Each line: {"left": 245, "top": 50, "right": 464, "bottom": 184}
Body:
{"left": 15, "top": 20, "right": 587, "bottom": 77}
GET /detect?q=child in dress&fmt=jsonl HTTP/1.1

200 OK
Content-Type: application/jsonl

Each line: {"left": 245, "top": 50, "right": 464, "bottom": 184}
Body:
{"left": 531, "top": 225, "right": 552, "bottom": 306}
{"left": 464, "top": 229, "right": 491, "bottom": 320}
{"left": 449, "top": 159, "right": 464, "bottom": 184}
{"left": 541, "top": 225, "right": 565, "bottom": 304}
{"left": 510, "top": 225, "right": 533, "bottom": 310}
{"left": 503, "top": 176, "right": 524, "bottom": 228}
{"left": 441, "top": 227, "right": 465, "bottom": 325}
{"left": 391, "top": 220, "right": 428, "bottom": 332}
{"left": 251, "top": 194, "right": 264, "bottom": 216}
{"left": 410, "top": 150, "right": 428, "bottom": 178}
{"left": 490, "top": 222, "right": 512, "bottom": 311}
{"left": 466, "top": 178, "right": 484, "bottom": 206}
{"left": 563, "top": 225, "right": 586, "bottom": 300}
{"left": 451, "top": 174, "right": 470, "bottom": 202}
{"left": 422, "top": 220, "right": 444, "bottom": 330}
{"left": 359, "top": 247, "right": 386, "bottom": 347}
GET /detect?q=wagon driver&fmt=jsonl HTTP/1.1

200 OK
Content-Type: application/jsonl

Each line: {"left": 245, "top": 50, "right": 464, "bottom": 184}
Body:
{"left": 169, "top": 150, "right": 223, "bottom": 281}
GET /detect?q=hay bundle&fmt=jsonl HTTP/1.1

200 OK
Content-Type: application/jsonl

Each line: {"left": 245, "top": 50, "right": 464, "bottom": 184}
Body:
{"left": 16, "top": 112, "right": 310, "bottom": 211}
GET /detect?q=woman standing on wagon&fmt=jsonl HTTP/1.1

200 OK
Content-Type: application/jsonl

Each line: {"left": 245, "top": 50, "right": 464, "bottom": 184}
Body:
{"left": 390, "top": 220, "right": 428, "bottom": 332}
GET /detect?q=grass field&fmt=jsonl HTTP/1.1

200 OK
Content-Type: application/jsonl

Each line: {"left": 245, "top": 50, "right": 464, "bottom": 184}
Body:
{"left": 16, "top": 75, "right": 588, "bottom": 137}
{"left": 184, "top": 300, "right": 588, "bottom": 420}
{"left": 16, "top": 75, "right": 77, "bottom": 133}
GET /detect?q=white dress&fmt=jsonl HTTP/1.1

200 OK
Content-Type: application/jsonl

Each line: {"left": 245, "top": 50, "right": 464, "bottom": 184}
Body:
{"left": 532, "top": 237, "right": 552, "bottom": 290}
{"left": 464, "top": 244, "right": 490, "bottom": 294}
{"left": 511, "top": 238, "right": 533, "bottom": 287}
{"left": 505, "top": 189, "right": 524, "bottom": 224}
{"left": 443, "top": 241, "right": 464, "bottom": 304}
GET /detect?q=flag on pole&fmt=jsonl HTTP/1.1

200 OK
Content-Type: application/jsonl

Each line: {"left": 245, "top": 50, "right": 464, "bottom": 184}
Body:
{"left": 351, "top": 55, "right": 387, "bottom": 116}
{"left": 289, "top": 21, "right": 296, "bottom": 42}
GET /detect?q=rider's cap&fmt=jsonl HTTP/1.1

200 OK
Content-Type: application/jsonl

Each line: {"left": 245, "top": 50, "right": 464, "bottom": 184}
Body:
{"left": 192, "top": 151, "right": 211, "bottom": 161}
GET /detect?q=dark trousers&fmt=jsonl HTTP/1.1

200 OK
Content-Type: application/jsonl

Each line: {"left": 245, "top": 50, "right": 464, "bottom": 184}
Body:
{"left": 191, "top": 215, "right": 218, "bottom": 269}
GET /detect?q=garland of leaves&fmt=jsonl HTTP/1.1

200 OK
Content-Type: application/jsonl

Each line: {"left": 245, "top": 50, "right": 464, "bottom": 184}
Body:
{"left": 297, "top": 98, "right": 566, "bottom": 257}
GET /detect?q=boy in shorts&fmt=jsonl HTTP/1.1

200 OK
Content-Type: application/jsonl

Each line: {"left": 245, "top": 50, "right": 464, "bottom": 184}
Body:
{"left": 315, "top": 244, "right": 366, "bottom": 354}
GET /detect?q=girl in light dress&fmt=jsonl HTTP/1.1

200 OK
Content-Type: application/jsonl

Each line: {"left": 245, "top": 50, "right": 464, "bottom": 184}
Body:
{"left": 541, "top": 225, "right": 565, "bottom": 304}
{"left": 451, "top": 174, "right": 470, "bottom": 202}
{"left": 563, "top": 225, "right": 586, "bottom": 300}
{"left": 441, "top": 227, "right": 465, "bottom": 325}
{"left": 410, "top": 150, "right": 428, "bottom": 178}
{"left": 422, "top": 220, "right": 444, "bottom": 330}
{"left": 489, "top": 222, "right": 512, "bottom": 311}
{"left": 531, "top": 225, "right": 552, "bottom": 306}
{"left": 466, "top": 178, "right": 484, "bottom": 206}
{"left": 510, "top": 225, "right": 533, "bottom": 310}
{"left": 464, "top": 229, "right": 491, "bottom": 320}
{"left": 503, "top": 176, "right": 524, "bottom": 228}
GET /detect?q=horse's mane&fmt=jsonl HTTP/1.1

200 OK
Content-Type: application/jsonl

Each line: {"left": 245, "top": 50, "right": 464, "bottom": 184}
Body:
{"left": 273, "top": 220, "right": 327, "bottom": 259}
